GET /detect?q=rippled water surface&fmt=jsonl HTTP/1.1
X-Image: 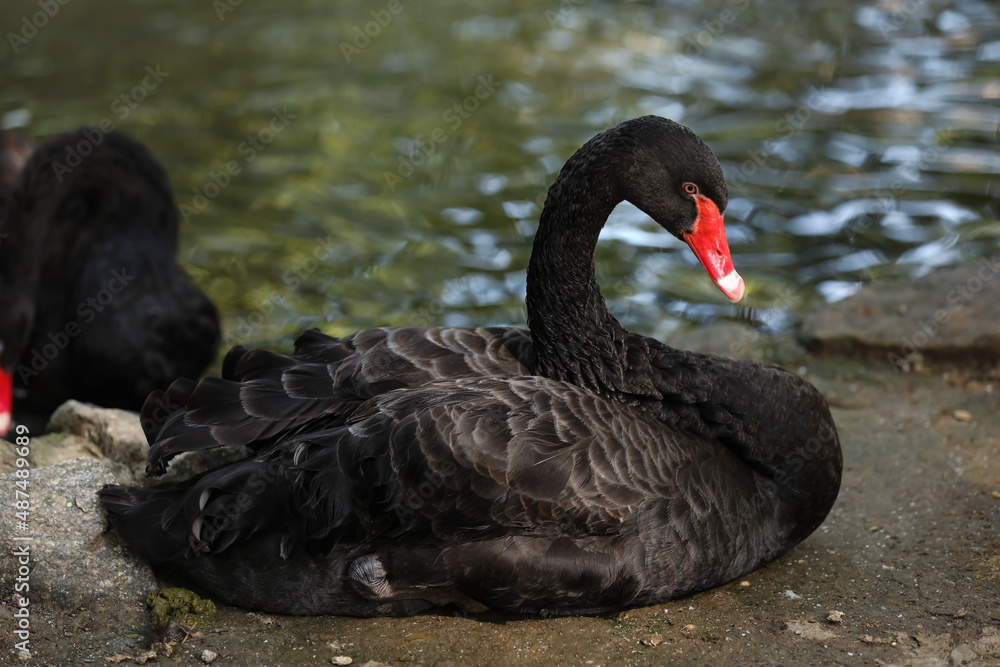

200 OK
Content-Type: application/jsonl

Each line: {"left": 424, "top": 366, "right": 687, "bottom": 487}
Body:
{"left": 2, "top": 0, "right": 998, "bottom": 355}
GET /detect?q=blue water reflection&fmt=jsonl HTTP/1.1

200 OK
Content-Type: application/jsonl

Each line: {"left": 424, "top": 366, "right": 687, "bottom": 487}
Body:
{"left": 0, "top": 0, "right": 996, "bottom": 357}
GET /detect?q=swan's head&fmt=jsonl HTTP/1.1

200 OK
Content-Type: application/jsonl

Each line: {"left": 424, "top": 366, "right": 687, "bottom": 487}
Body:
{"left": 615, "top": 116, "right": 745, "bottom": 303}
{"left": 0, "top": 128, "right": 179, "bottom": 435}
{"left": 9, "top": 128, "right": 179, "bottom": 245}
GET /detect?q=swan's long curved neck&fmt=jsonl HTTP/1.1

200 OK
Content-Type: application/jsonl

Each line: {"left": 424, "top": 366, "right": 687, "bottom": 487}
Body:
{"left": 526, "top": 175, "right": 655, "bottom": 399}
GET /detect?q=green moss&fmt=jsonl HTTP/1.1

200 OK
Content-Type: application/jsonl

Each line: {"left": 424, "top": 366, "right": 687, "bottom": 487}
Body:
{"left": 146, "top": 588, "right": 217, "bottom": 630}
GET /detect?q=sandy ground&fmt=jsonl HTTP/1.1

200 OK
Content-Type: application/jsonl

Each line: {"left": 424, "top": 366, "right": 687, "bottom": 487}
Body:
{"left": 3, "top": 353, "right": 1000, "bottom": 666}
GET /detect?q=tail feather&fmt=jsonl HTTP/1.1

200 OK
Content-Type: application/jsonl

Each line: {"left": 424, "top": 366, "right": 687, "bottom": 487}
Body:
{"left": 99, "top": 484, "right": 192, "bottom": 561}
{"left": 221, "top": 345, "right": 248, "bottom": 380}
{"left": 144, "top": 372, "right": 353, "bottom": 476}
{"left": 102, "top": 456, "right": 291, "bottom": 561}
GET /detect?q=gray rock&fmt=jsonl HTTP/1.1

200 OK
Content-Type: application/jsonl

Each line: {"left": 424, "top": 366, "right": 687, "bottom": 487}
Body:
{"left": 799, "top": 264, "right": 1000, "bottom": 371}
{"left": 46, "top": 400, "right": 149, "bottom": 482}
{"left": 0, "top": 457, "right": 157, "bottom": 609}
{"left": 0, "top": 431, "right": 98, "bottom": 475}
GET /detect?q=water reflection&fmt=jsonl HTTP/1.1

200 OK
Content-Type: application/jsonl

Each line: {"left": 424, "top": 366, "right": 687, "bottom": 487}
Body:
{"left": 0, "top": 0, "right": 997, "bottom": 357}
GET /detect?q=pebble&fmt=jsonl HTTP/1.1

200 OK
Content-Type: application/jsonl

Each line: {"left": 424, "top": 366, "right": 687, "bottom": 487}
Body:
{"left": 332, "top": 657, "right": 353, "bottom": 665}
{"left": 739, "top": 580, "right": 750, "bottom": 587}
{"left": 827, "top": 610, "right": 844, "bottom": 623}
{"left": 953, "top": 409, "right": 972, "bottom": 422}
{"left": 134, "top": 650, "right": 157, "bottom": 665}
{"left": 202, "top": 649, "right": 218, "bottom": 663}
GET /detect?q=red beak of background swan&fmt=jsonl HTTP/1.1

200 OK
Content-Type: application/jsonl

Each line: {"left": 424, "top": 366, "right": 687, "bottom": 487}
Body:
{"left": 683, "top": 194, "right": 746, "bottom": 303}
{"left": 0, "top": 365, "right": 11, "bottom": 437}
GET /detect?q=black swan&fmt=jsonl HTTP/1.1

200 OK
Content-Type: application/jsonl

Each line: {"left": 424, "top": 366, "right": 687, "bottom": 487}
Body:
{"left": 99, "top": 116, "right": 842, "bottom": 616}
{"left": 0, "top": 128, "right": 220, "bottom": 435}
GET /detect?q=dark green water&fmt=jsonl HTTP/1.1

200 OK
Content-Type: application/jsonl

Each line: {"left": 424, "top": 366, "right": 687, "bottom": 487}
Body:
{"left": 2, "top": 0, "right": 998, "bottom": 357}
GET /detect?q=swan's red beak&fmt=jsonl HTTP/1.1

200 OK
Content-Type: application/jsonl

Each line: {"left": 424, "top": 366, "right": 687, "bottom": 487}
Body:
{"left": 0, "top": 365, "right": 11, "bottom": 437}
{"left": 683, "top": 195, "right": 745, "bottom": 303}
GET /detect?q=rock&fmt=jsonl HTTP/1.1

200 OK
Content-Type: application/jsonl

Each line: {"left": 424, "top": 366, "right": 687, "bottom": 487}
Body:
{"left": 201, "top": 649, "right": 218, "bottom": 663}
{"left": 0, "top": 457, "right": 157, "bottom": 608}
{"left": 950, "top": 643, "right": 977, "bottom": 664}
{"left": 332, "top": 657, "right": 353, "bottom": 665}
{"left": 786, "top": 619, "right": 837, "bottom": 641}
{"left": 827, "top": 610, "right": 844, "bottom": 623}
{"left": 46, "top": 401, "right": 149, "bottom": 483}
{"left": 800, "top": 266, "right": 1000, "bottom": 372}
{"left": 0, "top": 432, "right": 100, "bottom": 475}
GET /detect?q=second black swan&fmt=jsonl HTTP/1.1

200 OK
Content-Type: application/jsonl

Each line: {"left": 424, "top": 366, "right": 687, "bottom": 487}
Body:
{"left": 0, "top": 128, "right": 220, "bottom": 434}
{"left": 100, "top": 116, "right": 842, "bottom": 616}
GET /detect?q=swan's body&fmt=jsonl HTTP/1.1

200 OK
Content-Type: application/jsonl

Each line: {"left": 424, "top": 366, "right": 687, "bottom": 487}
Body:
{"left": 100, "top": 117, "right": 841, "bottom": 616}
{"left": 0, "top": 129, "right": 220, "bottom": 433}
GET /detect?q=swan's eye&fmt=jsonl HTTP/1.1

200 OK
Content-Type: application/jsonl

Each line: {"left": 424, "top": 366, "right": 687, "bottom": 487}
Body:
{"left": 683, "top": 183, "right": 699, "bottom": 195}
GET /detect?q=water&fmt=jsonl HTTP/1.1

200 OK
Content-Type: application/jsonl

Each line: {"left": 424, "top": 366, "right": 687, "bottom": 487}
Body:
{"left": 2, "top": 0, "right": 997, "bottom": 359}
